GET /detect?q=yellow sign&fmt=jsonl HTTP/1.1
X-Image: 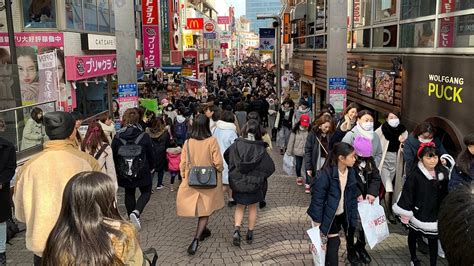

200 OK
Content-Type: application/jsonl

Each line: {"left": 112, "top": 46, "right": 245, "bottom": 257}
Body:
{"left": 184, "top": 34, "right": 193, "bottom": 47}
{"left": 209, "top": 49, "right": 214, "bottom": 60}
{"left": 181, "top": 68, "right": 193, "bottom": 76}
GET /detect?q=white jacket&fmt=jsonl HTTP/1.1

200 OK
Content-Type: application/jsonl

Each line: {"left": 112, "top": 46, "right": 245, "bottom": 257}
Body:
{"left": 99, "top": 121, "right": 116, "bottom": 144}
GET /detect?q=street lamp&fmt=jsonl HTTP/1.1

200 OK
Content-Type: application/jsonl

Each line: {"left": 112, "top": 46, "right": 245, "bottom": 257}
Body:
{"left": 257, "top": 14, "right": 282, "bottom": 102}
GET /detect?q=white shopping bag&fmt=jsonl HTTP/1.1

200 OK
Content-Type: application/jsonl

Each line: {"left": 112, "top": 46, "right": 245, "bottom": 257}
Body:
{"left": 283, "top": 153, "right": 295, "bottom": 176}
{"left": 358, "top": 198, "right": 390, "bottom": 249}
{"left": 307, "top": 224, "right": 325, "bottom": 266}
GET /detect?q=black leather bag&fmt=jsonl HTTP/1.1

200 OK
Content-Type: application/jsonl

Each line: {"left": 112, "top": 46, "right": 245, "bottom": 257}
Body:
{"left": 186, "top": 140, "right": 217, "bottom": 188}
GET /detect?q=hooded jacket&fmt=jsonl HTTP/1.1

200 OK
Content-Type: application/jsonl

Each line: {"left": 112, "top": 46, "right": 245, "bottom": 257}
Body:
{"left": 213, "top": 121, "right": 238, "bottom": 185}
{"left": 287, "top": 128, "right": 309, "bottom": 157}
{"left": 224, "top": 138, "right": 275, "bottom": 193}
{"left": 293, "top": 107, "right": 313, "bottom": 126}
{"left": 166, "top": 147, "right": 182, "bottom": 172}
{"left": 393, "top": 162, "right": 448, "bottom": 235}
{"left": 21, "top": 118, "right": 45, "bottom": 150}
{"left": 342, "top": 125, "right": 383, "bottom": 166}
{"left": 146, "top": 127, "right": 171, "bottom": 172}
{"left": 98, "top": 120, "right": 116, "bottom": 144}
{"left": 403, "top": 135, "right": 448, "bottom": 171}
{"left": 112, "top": 125, "right": 155, "bottom": 188}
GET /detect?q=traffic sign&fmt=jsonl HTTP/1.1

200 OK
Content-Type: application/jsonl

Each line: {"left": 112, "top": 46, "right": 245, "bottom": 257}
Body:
{"left": 204, "top": 21, "right": 216, "bottom": 33}
{"left": 204, "top": 33, "right": 217, "bottom": 39}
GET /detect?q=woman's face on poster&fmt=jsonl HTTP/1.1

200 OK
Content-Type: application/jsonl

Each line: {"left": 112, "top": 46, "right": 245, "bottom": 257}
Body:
{"left": 18, "top": 56, "right": 37, "bottom": 84}
{"left": 56, "top": 55, "right": 64, "bottom": 83}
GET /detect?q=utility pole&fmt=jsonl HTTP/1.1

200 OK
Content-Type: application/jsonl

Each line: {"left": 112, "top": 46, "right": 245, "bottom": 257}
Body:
{"left": 114, "top": 0, "right": 137, "bottom": 85}
{"left": 257, "top": 14, "right": 281, "bottom": 102}
{"left": 4, "top": 0, "right": 22, "bottom": 109}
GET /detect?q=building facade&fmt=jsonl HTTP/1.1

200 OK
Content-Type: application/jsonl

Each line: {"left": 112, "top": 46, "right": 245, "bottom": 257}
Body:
{"left": 246, "top": 0, "right": 282, "bottom": 32}
{"left": 284, "top": 0, "right": 474, "bottom": 152}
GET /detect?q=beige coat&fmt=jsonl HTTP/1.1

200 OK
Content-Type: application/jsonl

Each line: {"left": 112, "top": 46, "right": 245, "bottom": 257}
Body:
{"left": 176, "top": 137, "right": 225, "bottom": 217}
{"left": 375, "top": 127, "right": 408, "bottom": 199}
{"left": 87, "top": 144, "right": 118, "bottom": 191}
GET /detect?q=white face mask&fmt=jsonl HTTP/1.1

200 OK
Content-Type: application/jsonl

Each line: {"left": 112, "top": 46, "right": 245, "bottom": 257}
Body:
{"left": 388, "top": 119, "right": 400, "bottom": 128}
{"left": 419, "top": 137, "right": 433, "bottom": 143}
{"left": 300, "top": 126, "right": 308, "bottom": 131}
{"left": 360, "top": 122, "right": 374, "bottom": 131}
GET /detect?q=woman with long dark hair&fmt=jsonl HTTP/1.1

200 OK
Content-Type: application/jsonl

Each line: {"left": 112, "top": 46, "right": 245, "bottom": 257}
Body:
{"left": 146, "top": 116, "right": 171, "bottom": 191}
{"left": 82, "top": 121, "right": 117, "bottom": 191}
{"left": 307, "top": 142, "right": 358, "bottom": 265}
{"left": 41, "top": 171, "right": 144, "bottom": 265}
{"left": 449, "top": 132, "right": 474, "bottom": 190}
{"left": 176, "top": 114, "right": 225, "bottom": 255}
{"left": 21, "top": 107, "right": 45, "bottom": 150}
{"left": 225, "top": 119, "right": 275, "bottom": 246}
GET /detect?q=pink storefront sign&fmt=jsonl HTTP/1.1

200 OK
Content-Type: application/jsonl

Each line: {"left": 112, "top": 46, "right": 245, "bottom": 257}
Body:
{"left": 143, "top": 25, "right": 161, "bottom": 68}
{"left": 65, "top": 54, "right": 117, "bottom": 81}
{"left": 0, "top": 32, "right": 64, "bottom": 46}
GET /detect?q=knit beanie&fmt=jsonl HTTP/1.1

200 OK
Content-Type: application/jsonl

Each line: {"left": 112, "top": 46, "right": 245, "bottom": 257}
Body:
{"left": 353, "top": 135, "right": 372, "bottom": 157}
{"left": 43, "top": 111, "right": 76, "bottom": 140}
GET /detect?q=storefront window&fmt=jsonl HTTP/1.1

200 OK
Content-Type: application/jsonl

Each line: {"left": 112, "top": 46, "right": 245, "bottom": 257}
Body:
{"left": 308, "top": 36, "right": 325, "bottom": 49}
{"left": 110, "top": 0, "right": 115, "bottom": 33}
{"left": 353, "top": 29, "right": 371, "bottom": 48}
{"left": 98, "top": 0, "right": 110, "bottom": 32}
{"left": 353, "top": 0, "right": 372, "bottom": 27}
{"left": 401, "top": 0, "right": 436, "bottom": 20}
{"left": 22, "top": 0, "right": 57, "bottom": 29}
{"left": 84, "top": 0, "right": 99, "bottom": 31}
{"left": 374, "top": 0, "right": 397, "bottom": 22}
{"left": 66, "top": 0, "right": 84, "bottom": 30}
{"left": 373, "top": 25, "right": 397, "bottom": 47}
{"left": 440, "top": 0, "right": 474, "bottom": 13}
{"left": 307, "top": 0, "right": 326, "bottom": 33}
{"left": 439, "top": 14, "right": 474, "bottom": 48}
{"left": 400, "top": 20, "right": 435, "bottom": 47}
{"left": 76, "top": 80, "right": 109, "bottom": 117}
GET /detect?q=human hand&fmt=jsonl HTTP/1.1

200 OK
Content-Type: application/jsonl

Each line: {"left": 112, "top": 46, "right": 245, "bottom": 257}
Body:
{"left": 399, "top": 135, "right": 407, "bottom": 143}
{"left": 367, "top": 194, "right": 376, "bottom": 204}
{"left": 357, "top": 195, "right": 364, "bottom": 202}
{"left": 307, "top": 170, "right": 313, "bottom": 177}
{"left": 441, "top": 158, "right": 447, "bottom": 166}
{"left": 400, "top": 215, "right": 410, "bottom": 225}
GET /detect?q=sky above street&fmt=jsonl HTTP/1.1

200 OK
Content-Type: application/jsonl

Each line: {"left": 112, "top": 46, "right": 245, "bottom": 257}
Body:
{"left": 226, "top": 0, "right": 246, "bottom": 17}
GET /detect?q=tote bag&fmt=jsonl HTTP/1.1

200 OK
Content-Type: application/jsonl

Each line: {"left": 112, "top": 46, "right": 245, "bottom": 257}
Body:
{"left": 358, "top": 198, "right": 390, "bottom": 249}
{"left": 307, "top": 222, "right": 325, "bottom": 265}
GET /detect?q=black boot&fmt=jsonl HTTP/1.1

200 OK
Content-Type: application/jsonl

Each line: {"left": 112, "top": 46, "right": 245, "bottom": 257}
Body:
{"left": 246, "top": 230, "right": 253, "bottom": 244}
{"left": 259, "top": 201, "right": 267, "bottom": 209}
{"left": 232, "top": 230, "right": 241, "bottom": 247}
{"left": 0, "top": 252, "right": 6, "bottom": 266}
{"left": 187, "top": 238, "right": 199, "bottom": 255}
{"left": 355, "top": 242, "right": 372, "bottom": 264}
{"left": 347, "top": 246, "right": 361, "bottom": 264}
{"left": 199, "top": 227, "right": 212, "bottom": 241}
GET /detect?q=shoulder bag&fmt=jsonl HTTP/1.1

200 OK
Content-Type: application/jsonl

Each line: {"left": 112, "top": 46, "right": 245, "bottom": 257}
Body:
{"left": 186, "top": 140, "right": 217, "bottom": 188}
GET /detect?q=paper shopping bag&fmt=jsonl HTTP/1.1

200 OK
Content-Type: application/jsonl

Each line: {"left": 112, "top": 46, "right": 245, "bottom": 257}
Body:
{"left": 307, "top": 224, "right": 325, "bottom": 265}
{"left": 358, "top": 198, "right": 390, "bottom": 249}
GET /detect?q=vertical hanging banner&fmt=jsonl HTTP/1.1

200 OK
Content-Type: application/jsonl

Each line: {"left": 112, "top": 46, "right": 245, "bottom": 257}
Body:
{"left": 283, "top": 13, "right": 291, "bottom": 44}
{"left": 142, "top": 0, "right": 161, "bottom": 68}
{"left": 259, "top": 28, "right": 276, "bottom": 54}
{"left": 439, "top": 0, "right": 455, "bottom": 48}
{"left": 182, "top": 50, "right": 199, "bottom": 78}
{"left": 37, "top": 51, "right": 59, "bottom": 111}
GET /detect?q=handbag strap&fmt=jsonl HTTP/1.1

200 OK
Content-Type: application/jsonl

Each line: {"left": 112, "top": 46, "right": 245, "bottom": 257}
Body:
{"left": 316, "top": 135, "right": 328, "bottom": 156}
{"left": 186, "top": 140, "right": 193, "bottom": 168}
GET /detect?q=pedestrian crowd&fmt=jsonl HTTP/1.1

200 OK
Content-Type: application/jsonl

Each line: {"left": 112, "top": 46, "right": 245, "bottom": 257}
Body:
{"left": 0, "top": 63, "right": 472, "bottom": 265}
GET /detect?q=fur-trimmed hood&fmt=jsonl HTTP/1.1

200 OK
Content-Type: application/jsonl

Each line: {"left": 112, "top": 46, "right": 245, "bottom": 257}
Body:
{"left": 216, "top": 120, "right": 237, "bottom": 131}
{"left": 146, "top": 127, "right": 168, "bottom": 139}
{"left": 166, "top": 147, "right": 182, "bottom": 155}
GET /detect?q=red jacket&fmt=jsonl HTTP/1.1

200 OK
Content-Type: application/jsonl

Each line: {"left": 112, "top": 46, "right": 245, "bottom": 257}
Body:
{"left": 166, "top": 147, "right": 182, "bottom": 172}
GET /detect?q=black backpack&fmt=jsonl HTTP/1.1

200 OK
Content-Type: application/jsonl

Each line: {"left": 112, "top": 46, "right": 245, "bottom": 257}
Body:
{"left": 116, "top": 132, "right": 146, "bottom": 180}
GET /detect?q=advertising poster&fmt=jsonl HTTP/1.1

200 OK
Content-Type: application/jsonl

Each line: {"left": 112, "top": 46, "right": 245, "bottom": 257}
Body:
{"left": 439, "top": 0, "right": 455, "bottom": 47}
{"left": 0, "top": 32, "right": 66, "bottom": 108}
{"left": 37, "top": 51, "right": 59, "bottom": 112}
{"left": 328, "top": 77, "right": 347, "bottom": 113}
{"left": 358, "top": 68, "right": 374, "bottom": 97}
{"left": 143, "top": 25, "right": 161, "bottom": 68}
{"left": 182, "top": 50, "right": 198, "bottom": 78}
{"left": 118, "top": 83, "right": 138, "bottom": 119}
{"left": 259, "top": 28, "right": 276, "bottom": 54}
{"left": 374, "top": 70, "right": 394, "bottom": 104}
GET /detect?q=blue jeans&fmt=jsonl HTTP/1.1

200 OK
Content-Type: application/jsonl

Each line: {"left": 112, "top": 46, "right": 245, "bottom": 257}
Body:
{"left": 295, "top": 156, "right": 303, "bottom": 178}
{"left": 155, "top": 170, "right": 164, "bottom": 187}
{"left": 170, "top": 171, "right": 179, "bottom": 184}
{"left": 0, "top": 222, "right": 6, "bottom": 253}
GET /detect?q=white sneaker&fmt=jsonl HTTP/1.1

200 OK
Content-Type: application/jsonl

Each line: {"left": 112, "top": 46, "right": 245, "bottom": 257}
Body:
{"left": 129, "top": 211, "right": 141, "bottom": 230}
{"left": 156, "top": 185, "right": 164, "bottom": 190}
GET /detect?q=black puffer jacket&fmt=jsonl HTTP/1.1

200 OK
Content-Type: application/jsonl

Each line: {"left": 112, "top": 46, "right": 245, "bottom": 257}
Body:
{"left": 112, "top": 125, "right": 155, "bottom": 188}
{"left": 224, "top": 138, "right": 275, "bottom": 194}
{"left": 0, "top": 137, "right": 15, "bottom": 222}
{"left": 147, "top": 128, "right": 171, "bottom": 172}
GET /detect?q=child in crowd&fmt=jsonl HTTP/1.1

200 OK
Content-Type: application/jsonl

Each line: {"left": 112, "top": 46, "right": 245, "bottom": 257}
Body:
{"left": 286, "top": 114, "right": 310, "bottom": 190}
{"left": 393, "top": 142, "right": 449, "bottom": 266}
{"left": 307, "top": 142, "right": 358, "bottom": 265}
{"left": 166, "top": 140, "right": 182, "bottom": 192}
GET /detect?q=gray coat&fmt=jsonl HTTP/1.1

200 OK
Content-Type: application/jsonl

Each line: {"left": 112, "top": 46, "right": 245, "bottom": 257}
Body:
{"left": 21, "top": 118, "right": 45, "bottom": 150}
{"left": 342, "top": 126, "right": 383, "bottom": 166}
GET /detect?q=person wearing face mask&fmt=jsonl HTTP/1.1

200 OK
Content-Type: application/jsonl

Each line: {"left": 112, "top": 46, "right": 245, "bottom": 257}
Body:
{"left": 449, "top": 132, "right": 474, "bottom": 191}
{"left": 292, "top": 99, "right": 313, "bottom": 126}
{"left": 375, "top": 112, "right": 408, "bottom": 223}
{"left": 403, "top": 121, "right": 448, "bottom": 172}
{"left": 330, "top": 103, "right": 359, "bottom": 150}
{"left": 342, "top": 110, "right": 383, "bottom": 166}
{"left": 304, "top": 114, "right": 335, "bottom": 193}
{"left": 21, "top": 107, "right": 46, "bottom": 150}
{"left": 275, "top": 99, "right": 295, "bottom": 155}
{"left": 286, "top": 114, "right": 310, "bottom": 191}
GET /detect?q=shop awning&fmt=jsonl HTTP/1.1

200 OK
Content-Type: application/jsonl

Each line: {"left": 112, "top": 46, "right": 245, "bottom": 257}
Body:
{"left": 183, "top": 76, "right": 203, "bottom": 83}
{"left": 161, "top": 65, "right": 182, "bottom": 73}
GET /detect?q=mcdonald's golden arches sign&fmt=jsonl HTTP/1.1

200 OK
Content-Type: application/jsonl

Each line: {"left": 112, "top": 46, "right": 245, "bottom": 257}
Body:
{"left": 187, "top": 18, "right": 204, "bottom": 30}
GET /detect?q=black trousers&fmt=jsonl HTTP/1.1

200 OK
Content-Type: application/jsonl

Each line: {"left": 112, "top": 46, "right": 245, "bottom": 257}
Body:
{"left": 408, "top": 228, "right": 438, "bottom": 266}
{"left": 34, "top": 255, "right": 41, "bottom": 266}
{"left": 124, "top": 185, "right": 152, "bottom": 215}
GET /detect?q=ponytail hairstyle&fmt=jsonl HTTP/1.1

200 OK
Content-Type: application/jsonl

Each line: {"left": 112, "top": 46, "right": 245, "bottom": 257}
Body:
{"left": 81, "top": 121, "right": 109, "bottom": 155}
{"left": 42, "top": 171, "right": 128, "bottom": 265}
{"left": 323, "top": 142, "right": 355, "bottom": 169}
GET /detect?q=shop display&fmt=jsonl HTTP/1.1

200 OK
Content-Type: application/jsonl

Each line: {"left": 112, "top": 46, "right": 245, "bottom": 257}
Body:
{"left": 374, "top": 70, "right": 395, "bottom": 104}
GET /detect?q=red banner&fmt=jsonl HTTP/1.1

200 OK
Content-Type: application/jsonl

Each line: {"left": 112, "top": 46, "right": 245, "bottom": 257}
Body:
{"left": 217, "top": 16, "right": 229, "bottom": 25}
{"left": 183, "top": 50, "right": 198, "bottom": 78}
{"left": 439, "top": 0, "right": 455, "bottom": 48}
{"left": 187, "top": 18, "right": 204, "bottom": 30}
{"left": 142, "top": 0, "right": 159, "bottom": 25}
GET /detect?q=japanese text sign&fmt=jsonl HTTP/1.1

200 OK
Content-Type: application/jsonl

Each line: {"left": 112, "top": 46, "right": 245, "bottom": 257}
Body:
{"left": 65, "top": 54, "right": 117, "bottom": 81}
{"left": 143, "top": 25, "right": 161, "bottom": 68}
{"left": 328, "top": 77, "right": 347, "bottom": 113}
{"left": 217, "top": 16, "right": 230, "bottom": 25}
{"left": 37, "top": 51, "right": 59, "bottom": 108}
{"left": 204, "top": 21, "right": 216, "bottom": 33}
{"left": 0, "top": 32, "right": 63, "bottom": 46}
{"left": 283, "top": 13, "right": 291, "bottom": 44}
{"left": 142, "top": 0, "right": 159, "bottom": 25}
{"left": 187, "top": 18, "right": 204, "bottom": 30}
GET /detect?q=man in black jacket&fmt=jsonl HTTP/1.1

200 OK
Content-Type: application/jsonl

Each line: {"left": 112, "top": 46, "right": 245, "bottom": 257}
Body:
{"left": 0, "top": 135, "right": 16, "bottom": 265}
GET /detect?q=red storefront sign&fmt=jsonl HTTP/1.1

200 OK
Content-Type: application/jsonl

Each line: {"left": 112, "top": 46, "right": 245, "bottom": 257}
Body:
{"left": 142, "top": 0, "right": 159, "bottom": 25}
{"left": 187, "top": 18, "right": 204, "bottom": 30}
{"left": 143, "top": 25, "right": 161, "bottom": 68}
{"left": 220, "top": 42, "right": 229, "bottom": 49}
{"left": 65, "top": 54, "right": 117, "bottom": 81}
{"left": 204, "top": 21, "right": 216, "bottom": 33}
{"left": 183, "top": 50, "right": 199, "bottom": 78}
{"left": 439, "top": 0, "right": 456, "bottom": 48}
{"left": 217, "top": 16, "right": 229, "bottom": 25}
{"left": 353, "top": 0, "right": 361, "bottom": 24}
